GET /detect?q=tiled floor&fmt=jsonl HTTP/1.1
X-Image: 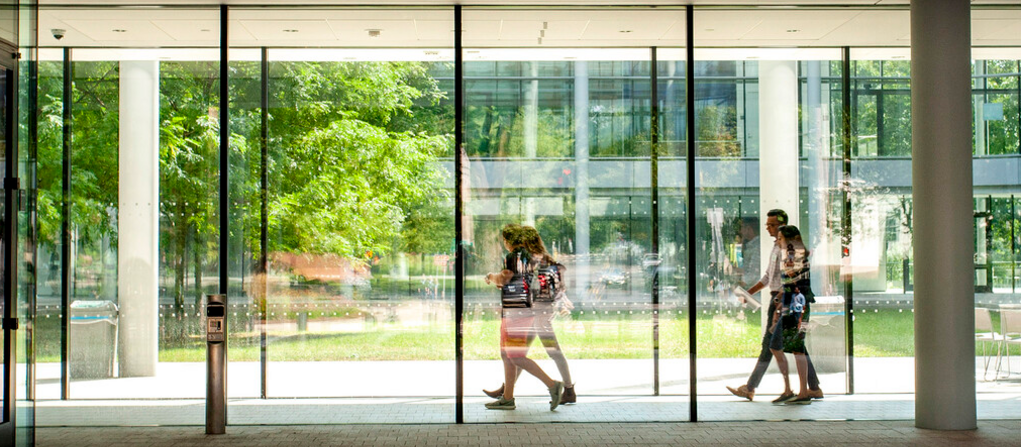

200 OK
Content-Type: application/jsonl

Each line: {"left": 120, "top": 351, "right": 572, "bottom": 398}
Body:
{"left": 36, "top": 420, "right": 1021, "bottom": 446}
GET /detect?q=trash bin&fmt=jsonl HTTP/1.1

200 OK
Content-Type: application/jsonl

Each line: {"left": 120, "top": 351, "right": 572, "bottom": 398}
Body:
{"left": 806, "top": 296, "right": 846, "bottom": 374}
{"left": 70, "top": 300, "right": 119, "bottom": 379}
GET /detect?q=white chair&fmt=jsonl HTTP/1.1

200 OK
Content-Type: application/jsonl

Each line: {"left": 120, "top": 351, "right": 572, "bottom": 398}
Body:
{"left": 975, "top": 307, "right": 1003, "bottom": 381}
{"left": 1000, "top": 309, "right": 1021, "bottom": 378}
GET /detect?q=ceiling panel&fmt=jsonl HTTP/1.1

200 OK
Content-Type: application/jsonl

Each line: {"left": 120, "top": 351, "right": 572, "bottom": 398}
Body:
{"left": 328, "top": 20, "right": 419, "bottom": 43}
{"left": 63, "top": 19, "right": 173, "bottom": 42}
{"left": 239, "top": 20, "right": 336, "bottom": 41}
{"left": 817, "top": 10, "right": 909, "bottom": 46}
{"left": 152, "top": 19, "right": 219, "bottom": 42}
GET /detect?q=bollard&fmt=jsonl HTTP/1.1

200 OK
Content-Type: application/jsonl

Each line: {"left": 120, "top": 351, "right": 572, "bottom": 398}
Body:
{"left": 206, "top": 294, "right": 227, "bottom": 434}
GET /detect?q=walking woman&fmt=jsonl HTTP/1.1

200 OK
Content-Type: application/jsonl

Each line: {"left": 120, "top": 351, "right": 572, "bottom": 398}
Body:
{"left": 768, "top": 225, "right": 815, "bottom": 405}
{"left": 484, "top": 225, "right": 576, "bottom": 405}
{"left": 483, "top": 224, "right": 564, "bottom": 410}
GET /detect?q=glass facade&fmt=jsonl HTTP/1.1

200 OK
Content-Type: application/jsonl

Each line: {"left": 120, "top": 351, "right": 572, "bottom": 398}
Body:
{"left": 0, "top": 3, "right": 1013, "bottom": 437}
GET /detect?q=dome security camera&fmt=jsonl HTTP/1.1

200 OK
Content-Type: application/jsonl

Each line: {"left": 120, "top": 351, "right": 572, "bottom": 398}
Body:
{"left": 52, "top": 29, "right": 66, "bottom": 40}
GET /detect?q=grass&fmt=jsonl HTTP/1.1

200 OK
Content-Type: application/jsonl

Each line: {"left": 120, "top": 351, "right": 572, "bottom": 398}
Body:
{"left": 28, "top": 306, "right": 1019, "bottom": 363}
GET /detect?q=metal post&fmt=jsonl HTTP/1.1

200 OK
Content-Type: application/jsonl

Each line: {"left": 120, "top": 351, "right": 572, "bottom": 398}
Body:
{"left": 218, "top": 7, "right": 229, "bottom": 298}
{"left": 453, "top": 4, "right": 465, "bottom": 425}
{"left": 206, "top": 294, "right": 227, "bottom": 434}
{"left": 650, "top": 46, "right": 660, "bottom": 396}
{"left": 259, "top": 46, "right": 269, "bottom": 400}
{"left": 60, "top": 47, "right": 72, "bottom": 400}
{"left": 685, "top": 4, "right": 697, "bottom": 422}
{"left": 841, "top": 46, "right": 854, "bottom": 395}
{"left": 27, "top": 49, "right": 40, "bottom": 403}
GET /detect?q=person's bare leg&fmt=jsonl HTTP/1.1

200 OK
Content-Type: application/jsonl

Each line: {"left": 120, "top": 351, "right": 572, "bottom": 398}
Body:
{"left": 771, "top": 349, "right": 791, "bottom": 394}
{"left": 541, "top": 334, "right": 573, "bottom": 386}
{"left": 794, "top": 353, "right": 810, "bottom": 399}
{"left": 503, "top": 354, "right": 519, "bottom": 400}
{"left": 510, "top": 357, "right": 556, "bottom": 388}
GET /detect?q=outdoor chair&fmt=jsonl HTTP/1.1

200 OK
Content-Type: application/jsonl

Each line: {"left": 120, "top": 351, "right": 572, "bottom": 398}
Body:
{"left": 1001, "top": 308, "right": 1021, "bottom": 378}
{"left": 975, "top": 307, "right": 1004, "bottom": 381}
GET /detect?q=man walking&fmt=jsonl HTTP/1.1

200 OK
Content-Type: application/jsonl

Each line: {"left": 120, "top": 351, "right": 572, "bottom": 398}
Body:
{"left": 727, "top": 209, "right": 823, "bottom": 402}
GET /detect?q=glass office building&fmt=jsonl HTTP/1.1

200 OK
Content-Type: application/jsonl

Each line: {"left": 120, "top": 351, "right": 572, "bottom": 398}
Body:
{"left": 0, "top": 0, "right": 1017, "bottom": 444}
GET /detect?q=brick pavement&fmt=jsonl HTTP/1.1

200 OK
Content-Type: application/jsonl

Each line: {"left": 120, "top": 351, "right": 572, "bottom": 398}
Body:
{"left": 36, "top": 420, "right": 1021, "bottom": 446}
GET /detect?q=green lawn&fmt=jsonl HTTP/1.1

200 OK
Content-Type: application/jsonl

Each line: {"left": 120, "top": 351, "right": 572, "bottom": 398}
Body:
{"left": 31, "top": 307, "right": 1014, "bottom": 363}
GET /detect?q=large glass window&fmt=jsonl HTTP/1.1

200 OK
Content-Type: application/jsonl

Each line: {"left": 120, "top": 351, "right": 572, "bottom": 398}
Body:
{"left": 462, "top": 7, "right": 688, "bottom": 423}
{"left": 34, "top": 7, "right": 220, "bottom": 425}
{"left": 226, "top": 8, "right": 455, "bottom": 424}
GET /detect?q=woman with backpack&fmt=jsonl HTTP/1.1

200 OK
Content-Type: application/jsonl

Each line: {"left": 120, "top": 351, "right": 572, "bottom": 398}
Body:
{"left": 484, "top": 225, "right": 576, "bottom": 405}
{"left": 483, "top": 223, "right": 564, "bottom": 411}
{"left": 768, "top": 225, "right": 815, "bottom": 405}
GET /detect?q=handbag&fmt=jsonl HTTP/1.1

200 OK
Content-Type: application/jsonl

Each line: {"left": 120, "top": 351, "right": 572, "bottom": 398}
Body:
{"left": 501, "top": 253, "right": 534, "bottom": 308}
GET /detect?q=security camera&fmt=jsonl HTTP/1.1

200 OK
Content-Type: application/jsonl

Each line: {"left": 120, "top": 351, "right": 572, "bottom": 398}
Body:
{"left": 52, "top": 29, "right": 66, "bottom": 40}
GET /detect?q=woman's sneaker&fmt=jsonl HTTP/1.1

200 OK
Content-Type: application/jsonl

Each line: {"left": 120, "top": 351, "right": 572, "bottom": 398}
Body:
{"left": 561, "top": 386, "right": 576, "bottom": 404}
{"left": 771, "top": 392, "right": 795, "bottom": 405}
{"left": 548, "top": 381, "right": 564, "bottom": 411}
{"left": 485, "top": 397, "right": 515, "bottom": 410}
{"left": 785, "top": 395, "right": 812, "bottom": 405}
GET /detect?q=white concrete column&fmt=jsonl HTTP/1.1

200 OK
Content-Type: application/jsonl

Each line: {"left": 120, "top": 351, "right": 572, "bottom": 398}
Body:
{"left": 523, "top": 63, "right": 540, "bottom": 227}
{"left": 806, "top": 61, "right": 836, "bottom": 296}
{"left": 524, "top": 62, "right": 539, "bottom": 158}
{"left": 574, "top": 61, "right": 590, "bottom": 299}
{"left": 118, "top": 60, "right": 160, "bottom": 377}
{"left": 758, "top": 60, "right": 800, "bottom": 289}
{"left": 911, "top": 0, "right": 976, "bottom": 430}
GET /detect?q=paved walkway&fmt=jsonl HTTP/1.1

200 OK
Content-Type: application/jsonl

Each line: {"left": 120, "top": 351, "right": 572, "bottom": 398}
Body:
{"left": 36, "top": 420, "right": 1021, "bottom": 446}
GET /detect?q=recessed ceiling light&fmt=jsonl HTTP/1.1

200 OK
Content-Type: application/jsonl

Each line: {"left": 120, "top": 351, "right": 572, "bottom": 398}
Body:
{"left": 786, "top": 29, "right": 800, "bottom": 33}
{"left": 283, "top": 29, "right": 299, "bottom": 33}
{"left": 112, "top": 29, "right": 127, "bottom": 33}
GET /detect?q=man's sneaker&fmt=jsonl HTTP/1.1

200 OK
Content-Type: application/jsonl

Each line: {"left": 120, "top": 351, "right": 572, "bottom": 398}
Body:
{"left": 483, "top": 384, "right": 505, "bottom": 399}
{"left": 561, "top": 386, "right": 577, "bottom": 404}
{"left": 771, "top": 392, "right": 795, "bottom": 405}
{"left": 785, "top": 395, "right": 812, "bottom": 405}
{"left": 485, "top": 397, "right": 516, "bottom": 410}
{"left": 808, "top": 388, "right": 824, "bottom": 399}
{"left": 548, "top": 381, "right": 564, "bottom": 411}
{"left": 726, "top": 385, "right": 754, "bottom": 401}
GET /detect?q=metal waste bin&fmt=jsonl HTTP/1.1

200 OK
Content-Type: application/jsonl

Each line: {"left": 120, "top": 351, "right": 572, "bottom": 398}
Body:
{"left": 70, "top": 300, "right": 119, "bottom": 379}
{"left": 806, "top": 295, "right": 846, "bottom": 374}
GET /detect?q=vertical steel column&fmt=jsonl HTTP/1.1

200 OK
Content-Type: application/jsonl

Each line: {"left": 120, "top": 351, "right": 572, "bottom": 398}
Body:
{"left": 453, "top": 4, "right": 465, "bottom": 425}
{"left": 27, "top": 50, "right": 39, "bottom": 403}
{"left": 3, "top": 56, "right": 23, "bottom": 429}
{"left": 218, "top": 8, "right": 229, "bottom": 300}
{"left": 60, "top": 47, "right": 71, "bottom": 400}
{"left": 841, "top": 46, "right": 854, "bottom": 395}
{"left": 685, "top": 4, "right": 697, "bottom": 422}
{"left": 650, "top": 46, "right": 660, "bottom": 396}
{"left": 212, "top": 4, "right": 230, "bottom": 430}
{"left": 259, "top": 47, "right": 269, "bottom": 400}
